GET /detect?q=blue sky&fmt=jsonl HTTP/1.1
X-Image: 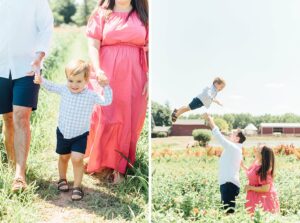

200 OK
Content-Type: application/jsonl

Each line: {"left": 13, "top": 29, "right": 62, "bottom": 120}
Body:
{"left": 150, "top": 0, "right": 300, "bottom": 115}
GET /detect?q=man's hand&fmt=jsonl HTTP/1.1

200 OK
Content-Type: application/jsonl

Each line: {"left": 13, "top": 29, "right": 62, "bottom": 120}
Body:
{"left": 27, "top": 52, "right": 45, "bottom": 76}
{"left": 203, "top": 113, "right": 209, "bottom": 120}
{"left": 203, "top": 113, "right": 216, "bottom": 130}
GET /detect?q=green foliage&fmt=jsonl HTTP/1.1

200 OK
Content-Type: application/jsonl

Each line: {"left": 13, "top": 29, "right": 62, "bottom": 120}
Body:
{"left": 214, "top": 117, "right": 229, "bottom": 132}
{"left": 72, "top": 0, "right": 98, "bottom": 26}
{"left": 151, "top": 101, "right": 172, "bottom": 127}
{"left": 152, "top": 147, "right": 300, "bottom": 223}
{"left": 185, "top": 113, "right": 300, "bottom": 130}
{"left": 157, "top": 132, "right": 168, "bottom": 138}
{"left": 192, "top": 129, "right": 212, "bottom": 146}
{"left": 50, "top": 0, "right": 77, "bottom": 26}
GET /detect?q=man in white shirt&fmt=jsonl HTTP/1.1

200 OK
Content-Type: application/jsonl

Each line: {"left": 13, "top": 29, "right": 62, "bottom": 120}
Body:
{"left": 0, "top": 0, "right": 53, "bottom": 192}
{"left": 203, "top": 113, "right": 246, "bottom": 214}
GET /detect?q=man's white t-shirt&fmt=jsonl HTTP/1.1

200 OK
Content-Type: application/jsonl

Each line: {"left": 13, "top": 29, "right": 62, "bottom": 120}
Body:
{"left": 212, "top": 127, "right": 243, "bottom": 188}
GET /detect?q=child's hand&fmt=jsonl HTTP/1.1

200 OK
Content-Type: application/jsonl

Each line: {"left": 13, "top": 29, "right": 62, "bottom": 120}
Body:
{"left": 215, "top": 100, "right": 223, "bottom": 106}
{"left": 33, "top": 73, "right": 42, "bottom": 85}
{"left": 27, "top": 69, "right": 42, "bottom": 85}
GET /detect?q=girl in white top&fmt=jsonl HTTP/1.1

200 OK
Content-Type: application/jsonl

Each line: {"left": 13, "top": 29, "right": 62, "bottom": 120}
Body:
{"left": 172, "top": 77, "right": 226, "bottom": 122}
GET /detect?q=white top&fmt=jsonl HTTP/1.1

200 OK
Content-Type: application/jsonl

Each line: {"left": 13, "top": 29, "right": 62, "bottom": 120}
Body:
{"left": 42, "top": 77, "right": 113, "bottom": 139}
{"left": 212, "top": 127, "right": 243, "bottom": 187}
{"left": 197, "top": 85, "right": 218, "bottom": 108}
{"left": 0, "top": 0, "right": 54, "bottom": 80}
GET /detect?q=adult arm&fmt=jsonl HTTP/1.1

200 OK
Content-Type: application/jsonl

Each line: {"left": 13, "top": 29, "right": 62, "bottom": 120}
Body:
{"left": 245, "top": 184, "right": 270, "bottom": 193}
{"left": 94, "top": 86, "right": 113, "bottom": 106}
{"left": 35, "top": 0, "right": 54, "bottom": 56}
{"left": 28, "top": 0, "right": 53, "bottom": 75}
{"left": 203, "top": 113, "right": 235, "bottom": 149}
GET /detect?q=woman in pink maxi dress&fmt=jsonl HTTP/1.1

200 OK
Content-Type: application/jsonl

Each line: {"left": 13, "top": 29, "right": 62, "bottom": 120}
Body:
{"left": 242, "top": 145, "right": 280, "bottom": 214}
{"left": 85, "top": 0, "right": 148, "bottom": 183}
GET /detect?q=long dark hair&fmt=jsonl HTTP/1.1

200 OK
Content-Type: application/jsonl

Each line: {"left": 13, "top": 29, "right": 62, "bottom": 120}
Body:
{"left": 257, "top": 146, "right": 275, "bottom": 181}
{"left": 99, "top": 0, "right": 148, "bottom": 26}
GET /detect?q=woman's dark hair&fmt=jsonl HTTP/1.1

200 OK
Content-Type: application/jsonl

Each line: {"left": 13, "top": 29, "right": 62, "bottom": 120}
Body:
{"left": 99, "top": 0, "right": 148, "bottom": 26}
{"left": 257, "top": 146, "right": 275, "bottom": 181}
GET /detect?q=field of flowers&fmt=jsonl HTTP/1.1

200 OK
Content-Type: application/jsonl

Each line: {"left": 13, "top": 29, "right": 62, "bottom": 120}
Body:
{"left": 152, "top": 140, "right": 300, "bottom": 223}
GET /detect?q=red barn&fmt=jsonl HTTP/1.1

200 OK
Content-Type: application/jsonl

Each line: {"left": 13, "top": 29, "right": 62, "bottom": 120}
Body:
{"left": 170, "top": 119, "right": 209, "bottom": 136}
{"left": 260, "top": 123, "right": 300, "bottom": 135}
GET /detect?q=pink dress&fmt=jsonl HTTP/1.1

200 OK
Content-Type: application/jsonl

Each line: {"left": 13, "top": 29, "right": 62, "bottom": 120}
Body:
{"left": 245, "top": 162, "right": 280, "bottom": 214}
{"left": 85, "top": 9, "right": 148, "bottom": 174}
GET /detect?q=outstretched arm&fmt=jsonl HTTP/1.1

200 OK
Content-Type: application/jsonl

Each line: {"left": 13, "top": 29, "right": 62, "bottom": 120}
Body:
{"left": 203, "top": 113, "right": 235, "bottom": 149}
{"left": 30, "top": 71, "right": 64, "bottom": 95}
{"left": 212, "top": 99, "right": 223, "bottom": 106}
{"left": 245, "top": 184, "right": 270, "bottom": 193}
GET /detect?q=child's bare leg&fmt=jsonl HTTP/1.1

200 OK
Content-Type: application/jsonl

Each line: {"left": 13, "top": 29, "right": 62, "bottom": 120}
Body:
{"left": 71, "top": 151, "right": 84, "bottom": 188}
{"left": 59, "top": 154, "right": 71, "bottom": 180}
{"left": 176, "top": 106, "right": 191, "bottom": 118}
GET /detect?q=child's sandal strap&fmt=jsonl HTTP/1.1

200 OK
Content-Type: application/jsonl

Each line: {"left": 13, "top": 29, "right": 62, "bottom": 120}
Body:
{"left": 57, "top": 179, "right": 69, "bottom": 192}
{"left": 72, "top": 187, "right": 84, "bottom": 201}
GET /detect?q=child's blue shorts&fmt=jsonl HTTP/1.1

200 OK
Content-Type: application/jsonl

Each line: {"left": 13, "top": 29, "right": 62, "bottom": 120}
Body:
{"left": 56, "top": 128, "right": 89, "bottom": 155}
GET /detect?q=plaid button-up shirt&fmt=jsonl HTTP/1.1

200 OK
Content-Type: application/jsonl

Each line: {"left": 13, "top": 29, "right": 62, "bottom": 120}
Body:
{"left": 42, "top": 77, "right": 113, "bottom": 139}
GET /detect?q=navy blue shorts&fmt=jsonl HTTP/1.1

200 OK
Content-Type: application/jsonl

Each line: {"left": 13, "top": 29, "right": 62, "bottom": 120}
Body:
{"left": 188, "top": 97, "right": 204, "bottom": 110}
{"left": 0, "top": 73, "right": 40, "bottom": 114}
{"left": 56, "top": 128, "right": 89, "bottom": 155}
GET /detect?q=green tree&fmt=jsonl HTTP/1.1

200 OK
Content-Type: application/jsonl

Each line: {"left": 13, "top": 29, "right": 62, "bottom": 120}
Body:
{"left": 214, "top": 117, "right": 229, "bottom": 132}
{"left": 151, "top": 101, "right": 172, "bottom": 126}
{"left": 51, "top": 0, "right": 77, "bottom": 26}
{"left": 72, "top": 0, "right": 98, "bottom": 26}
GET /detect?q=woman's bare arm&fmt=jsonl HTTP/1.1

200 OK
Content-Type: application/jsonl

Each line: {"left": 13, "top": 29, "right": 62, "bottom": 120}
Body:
{"left": 245, "top": 184, "right": 270, "bottom": 193}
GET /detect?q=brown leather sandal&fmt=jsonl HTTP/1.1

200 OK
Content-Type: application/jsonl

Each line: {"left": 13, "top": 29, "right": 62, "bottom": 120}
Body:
{"left": 12, "top": 178, "right": 27, "bottom": 192}
{"left": 57, "top": 179, "right": 69, "bottom": 192}
{"left": 172, "top": 109, "right": 178, "bottom": 122}
{"left": 71, "top": 187, "right": 84, "bottom": 201}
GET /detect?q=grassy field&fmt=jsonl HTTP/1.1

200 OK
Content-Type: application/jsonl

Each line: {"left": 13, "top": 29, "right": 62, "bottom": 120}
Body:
{"left": 0, "top": 28, "right": 148, "bottom": 223}
{"left": 152, "top": 137, "right": 300, "bottom": 223}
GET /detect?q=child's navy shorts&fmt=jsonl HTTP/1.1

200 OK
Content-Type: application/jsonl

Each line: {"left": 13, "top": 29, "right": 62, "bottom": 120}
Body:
{"left": 56, "top": 128, "right": 89, "bottom": 155}
{"left": 188, "top": 97, "right": 204, "bottom": 110}
{"left": 0, "top": 73, "right": 40, "bottom": 114}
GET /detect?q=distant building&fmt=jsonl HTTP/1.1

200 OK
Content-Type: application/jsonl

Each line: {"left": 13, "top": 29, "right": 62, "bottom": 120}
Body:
{"left": 260, "top": 123, "right": 300, "bottom": 135}
{"left": 170, "top": 119, "right": 209, "bottom": 136}
{"left": 244, "top": 123, "right": 258, "bottom": 135}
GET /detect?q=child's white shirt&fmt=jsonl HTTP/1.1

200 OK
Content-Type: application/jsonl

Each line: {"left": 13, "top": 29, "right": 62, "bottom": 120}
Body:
{"left": 197, "top": 85, "right": 218, "bottom": 108}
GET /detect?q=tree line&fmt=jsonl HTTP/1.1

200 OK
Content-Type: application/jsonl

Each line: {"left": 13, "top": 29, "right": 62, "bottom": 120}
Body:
{"left": 152, "top": 101, "right": 300, "bottom": 131}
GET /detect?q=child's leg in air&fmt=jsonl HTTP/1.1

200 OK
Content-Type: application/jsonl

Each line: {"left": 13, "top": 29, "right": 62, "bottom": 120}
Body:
{"left": 175, "top": 106, "right": 191, "bottom": 118}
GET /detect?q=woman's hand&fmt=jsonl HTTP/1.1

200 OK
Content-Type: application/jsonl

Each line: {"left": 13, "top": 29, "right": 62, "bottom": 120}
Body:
{"left": 96, "top": 70, "right": 109, "bottom": 86}
{"left": 244, "top": 185, "right": 252, "bottom": 192}
{"left": 142, "top": 80, "right": 149, "bottom": 100}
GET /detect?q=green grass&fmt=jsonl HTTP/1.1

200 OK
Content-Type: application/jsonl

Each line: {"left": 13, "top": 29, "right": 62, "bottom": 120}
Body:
{"left": 0, "top": 28, "right": 148, "bottom": 223}
{"left": 152, "top": 140, "right": 300, "bottom": 223}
